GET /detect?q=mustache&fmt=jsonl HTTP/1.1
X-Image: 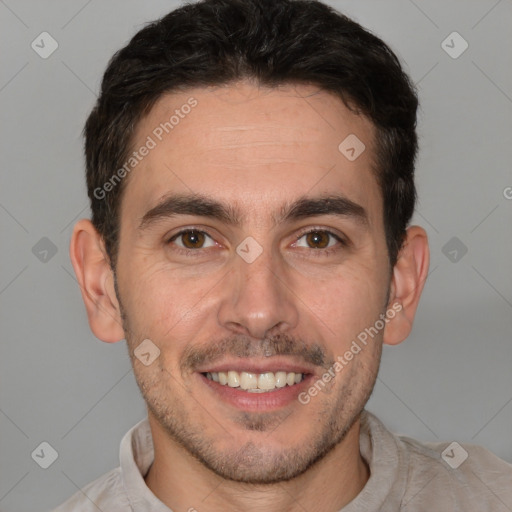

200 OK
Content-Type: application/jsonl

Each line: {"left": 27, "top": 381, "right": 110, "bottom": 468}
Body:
{"left": 181, "top": 333, "right": 333, "bottom": 372}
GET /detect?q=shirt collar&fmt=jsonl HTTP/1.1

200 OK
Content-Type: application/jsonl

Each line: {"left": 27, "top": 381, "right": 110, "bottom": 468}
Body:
{"left": 120, "top": 417, "right": 172, "bottom": 511}
{"left": 342, "top": 410, "right": 409, "bottom": 511}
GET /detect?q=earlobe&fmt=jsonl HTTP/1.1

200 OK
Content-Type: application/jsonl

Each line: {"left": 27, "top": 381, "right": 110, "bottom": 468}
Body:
{"left": 69, "top": 219, "right": 125, "bottom": 343}
{"left": 383, "top": 225, "right": 430, "bottom": 346}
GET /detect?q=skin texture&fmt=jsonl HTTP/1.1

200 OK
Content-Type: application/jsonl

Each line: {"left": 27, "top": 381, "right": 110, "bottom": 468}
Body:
{"left": 70, "top": 81, "right": 429, "bottom": 511}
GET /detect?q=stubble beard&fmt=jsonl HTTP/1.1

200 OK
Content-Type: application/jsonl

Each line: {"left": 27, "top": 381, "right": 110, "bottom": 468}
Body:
{"left": 115, "top": 276, "right": 382, "bottom": 484}
{"left": 128, "top": 333, "right": 381, "bottom": 484}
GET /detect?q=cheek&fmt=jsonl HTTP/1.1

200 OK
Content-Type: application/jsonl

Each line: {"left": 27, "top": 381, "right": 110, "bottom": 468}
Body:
{"left": 298, "top": 261, "right": 381, "bottom": 323}
{"left": 117, "top": 262, "right": 177, "bottom": 339}
{"left": 119, "top": 259, "right": 218, "bottom": 352}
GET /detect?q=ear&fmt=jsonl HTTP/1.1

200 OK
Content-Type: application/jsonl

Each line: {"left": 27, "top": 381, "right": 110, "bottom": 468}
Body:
{"left": 383, "top": 225, "right": 429, "bottom": 346}
{"left": 69, "top": 219, "right": 125, "bottom": 343}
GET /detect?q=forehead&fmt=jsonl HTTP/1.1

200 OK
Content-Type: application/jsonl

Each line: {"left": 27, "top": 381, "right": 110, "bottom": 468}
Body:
{"left": 121, "top": 81, "right": 382, "bottom": 229}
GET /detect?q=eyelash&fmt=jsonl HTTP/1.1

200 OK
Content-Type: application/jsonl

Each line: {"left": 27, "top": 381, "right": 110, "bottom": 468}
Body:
{"left": 166, "top": 227, "right": 348, "bottom": 258}
{"left": 294, "top": 227, "right": 348, "bottom": 257}
{"left": 165, "top": 228, "right": 213, "bottom": 258}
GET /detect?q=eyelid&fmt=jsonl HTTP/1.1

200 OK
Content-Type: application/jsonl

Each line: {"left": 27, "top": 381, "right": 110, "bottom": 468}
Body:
{"left": 293, "top": 226, "right": 348, "bottom": 246}
{"left": 166, "top": 227, "right": 220, "bottom": 255}
{"left": 165, "top": 226, "right": 349, "bottom": 256}
{"left": 166, "top": 226, "right": 217, "bottom": 243}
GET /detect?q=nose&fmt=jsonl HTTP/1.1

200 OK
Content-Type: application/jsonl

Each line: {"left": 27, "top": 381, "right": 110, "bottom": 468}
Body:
{"left": 217, "top": 244, "right": 299, "bottom": 340}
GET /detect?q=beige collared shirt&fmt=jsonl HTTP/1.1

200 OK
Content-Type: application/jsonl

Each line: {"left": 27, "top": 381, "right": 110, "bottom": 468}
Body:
{"left": 52, "top": 410, "right": 512, "bottom": 511}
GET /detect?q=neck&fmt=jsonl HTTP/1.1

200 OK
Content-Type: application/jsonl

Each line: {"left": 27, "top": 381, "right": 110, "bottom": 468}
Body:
{"left": 144, "top": 415, "right": 369, "bottom": 512}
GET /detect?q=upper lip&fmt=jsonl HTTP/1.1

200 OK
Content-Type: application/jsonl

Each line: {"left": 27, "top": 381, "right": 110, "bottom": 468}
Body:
{"left": 195, "top": 356, "right": 318, "bottom": 376}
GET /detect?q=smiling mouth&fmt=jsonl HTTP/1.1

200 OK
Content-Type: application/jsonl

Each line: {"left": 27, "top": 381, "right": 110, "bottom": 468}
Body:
{"left": 202, "top": 370, "right": 305, "bottom": 393}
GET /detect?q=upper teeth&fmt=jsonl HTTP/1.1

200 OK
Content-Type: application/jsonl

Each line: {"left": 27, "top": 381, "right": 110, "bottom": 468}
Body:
{"left": 206, "top": 371, "right": 304, "bottom": 392}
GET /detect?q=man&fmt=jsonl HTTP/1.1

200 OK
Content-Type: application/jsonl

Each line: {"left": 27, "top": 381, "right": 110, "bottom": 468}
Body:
{"left": 53, "top": 0, "right": 512, "bottom": 510}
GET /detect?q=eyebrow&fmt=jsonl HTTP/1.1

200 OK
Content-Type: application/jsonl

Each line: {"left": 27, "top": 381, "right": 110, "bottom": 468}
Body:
{"left": 138, "top": 192, "right": 369, "bottom": 231}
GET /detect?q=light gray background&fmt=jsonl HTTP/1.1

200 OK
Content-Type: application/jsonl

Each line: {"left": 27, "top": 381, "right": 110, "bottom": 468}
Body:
{"left": 1, "top": 1, "right": 511, "bottom": 510}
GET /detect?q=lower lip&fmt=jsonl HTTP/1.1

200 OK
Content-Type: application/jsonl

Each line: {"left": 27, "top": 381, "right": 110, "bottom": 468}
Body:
{"left": 199, "top": 373, "right": 313, "bottom": 411}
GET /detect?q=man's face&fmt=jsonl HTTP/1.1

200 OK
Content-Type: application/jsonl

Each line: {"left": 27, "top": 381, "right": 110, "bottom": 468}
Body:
{"left": 115, "top": 81, "right": 392, "bottom": 483}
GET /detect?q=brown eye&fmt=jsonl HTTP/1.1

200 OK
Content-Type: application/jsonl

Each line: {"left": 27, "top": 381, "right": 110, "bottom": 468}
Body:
{"left": 182, "top": 230, "right": 205, "bottom": 248}
{"left": 169, "top": 230, "right": 215, "bottom": 250}
{"left": 305, "top": 231, "right": 331, "bottom": 249}
{"left": 293, "top": 229, "right": 346, "bottom": 255}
